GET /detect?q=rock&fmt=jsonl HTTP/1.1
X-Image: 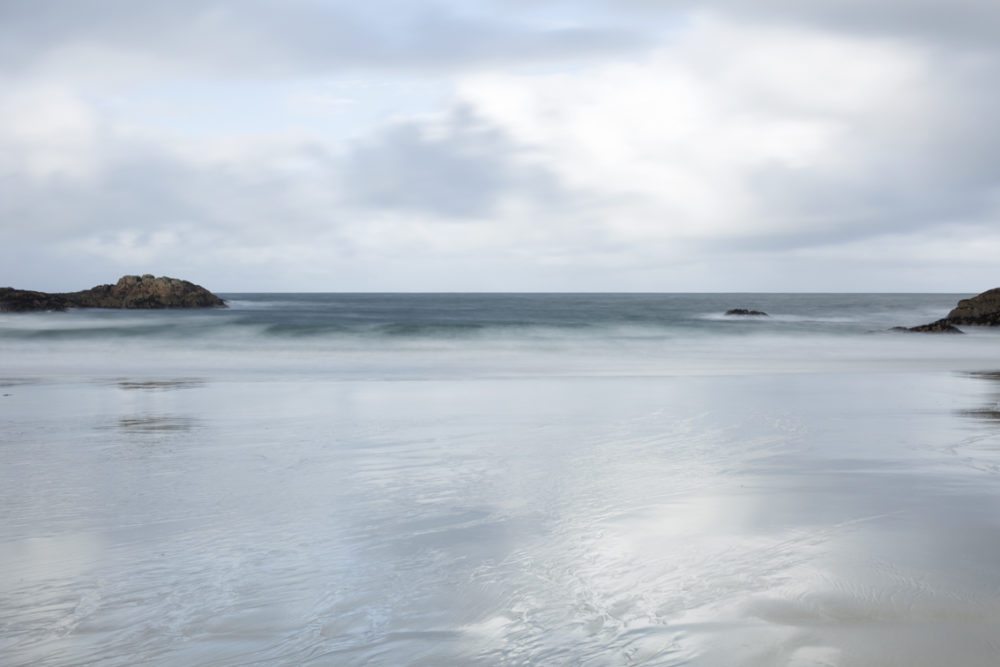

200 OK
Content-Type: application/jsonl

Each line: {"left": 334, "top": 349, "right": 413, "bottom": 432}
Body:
{"left": 946, "top": 288, "right": 1000, "bottom": 326}
{"left": 0, "top": 276, "right": 226, "bottom": 312}
{"left": 725, "top": 308, "right": 768, "bottom": 317}
{"left": 892, "top": 319, "right": 964, "bottom": 334}
{"left": 64, "top": 275, "right": 227, "bottom": 309}
{"left": 0, "top": 288, "right": 70, "bottom": 312}
{"left": 899, "top": 287, "right": 1000, "bottom": 331}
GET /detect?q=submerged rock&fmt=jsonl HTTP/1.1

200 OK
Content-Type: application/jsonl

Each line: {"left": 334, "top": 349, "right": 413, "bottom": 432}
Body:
{"left": 725, "top": 308, "right": 768, "bottom": 317}
{"left": 0, "top": 275, "right": 226, "bottom": 312}
{"left": 891, "top": 319, "right": 964, "bottom": 334}
{"left": 946, "top": 288, "right": 1000, "bottom": 326}
{"left": 0, "top": 288, "right": 71, "bottom": 312}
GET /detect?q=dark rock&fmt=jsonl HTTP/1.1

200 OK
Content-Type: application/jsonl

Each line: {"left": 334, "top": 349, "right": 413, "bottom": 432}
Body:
{"left": 725, "top": 308, "right": 768, "bottom": 317}
{"left": 0, "top": 276, "right": 226, "bottom": 312}
{"left": 0, "top": 288, "right": 70, "bottom": 312}
{"left": 63, "top": 275, "right": 226, "bottom": 309}
{"left": 946, "top": 288, "right": 1000, "bottom": 326}
{"left": 898, "top": 287, "right": 1000, "bottom": 332}
{"left": 893, "top": 319, "right": 964, "bottom": 334}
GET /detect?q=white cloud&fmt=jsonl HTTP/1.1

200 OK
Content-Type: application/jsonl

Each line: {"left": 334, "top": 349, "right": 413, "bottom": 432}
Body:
{"left": 0, "top": 84, "right": 102, "bottom": 181}
{"left": 457, "top": 15, "right": 937, "bottom": 243}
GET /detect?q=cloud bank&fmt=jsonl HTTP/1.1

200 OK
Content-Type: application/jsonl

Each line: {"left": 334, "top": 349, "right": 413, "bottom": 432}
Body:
{"left": 2, "top": 1, "right": 999, "bottom": 291}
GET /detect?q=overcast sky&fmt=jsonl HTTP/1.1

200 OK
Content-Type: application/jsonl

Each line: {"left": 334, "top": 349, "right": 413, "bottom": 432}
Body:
{"left": 3, "top": 0, "right": 999, "bottom": 291}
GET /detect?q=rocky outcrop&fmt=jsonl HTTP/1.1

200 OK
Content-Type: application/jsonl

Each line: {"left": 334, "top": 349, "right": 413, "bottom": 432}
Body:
{"left": 891, "top": 319, "right": 964, "bottom": 334}
{"left": 0, "top": 288, "right": 71, "bottom": 312}
{"left": 64, "top": 275, "right": 226, "bottom": 309}
{"left": 0, "top": 275, "right": 226, "bottom": 312}
{"left": 725, "top": 308, "right": 768, "bottom": 316}
{"left": 897, "top": 287, "right": 1000, "bottom": 332}
{"left": 945, "top": 288, "right": 1000, "bottom": 326}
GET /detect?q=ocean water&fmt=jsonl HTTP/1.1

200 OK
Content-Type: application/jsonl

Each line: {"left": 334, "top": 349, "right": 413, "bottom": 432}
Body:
{"left": 3, "top": 293, "right": 1000, "bottom": 665}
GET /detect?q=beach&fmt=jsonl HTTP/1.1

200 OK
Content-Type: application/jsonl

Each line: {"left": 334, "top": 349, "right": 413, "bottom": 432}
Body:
{"left": 3, "top": 294, "right": 1000, "bottom": 665}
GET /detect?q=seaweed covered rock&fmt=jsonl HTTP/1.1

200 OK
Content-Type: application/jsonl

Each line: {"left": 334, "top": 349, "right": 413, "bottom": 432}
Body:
{"left": 0, "top": 275, "right": 226, "bottom": 312}
{"left": 898, "top": 287, "right": 1000, "bottom": 332}
{"left": 0, "top": 288, "right": 71, "bottom": 312}
{"left": 65, "top": 275, "right": 226, "bottom": 309}
{"left": 946, "top": 288, "right": 1000, "bottom": 326}
{"left": 892, "top": 319, "right": 964, "bottom": 334}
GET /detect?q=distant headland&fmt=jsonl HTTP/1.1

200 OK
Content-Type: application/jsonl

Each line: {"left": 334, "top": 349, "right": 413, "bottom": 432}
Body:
{"left": 0, "top": 275, "right": 226, "bottom": 312}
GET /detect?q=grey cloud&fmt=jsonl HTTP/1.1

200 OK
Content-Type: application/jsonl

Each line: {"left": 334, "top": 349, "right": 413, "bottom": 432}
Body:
{"left": 0, "top": 134, "right": 353, "bottom": 291}
{"left": 717, "top": 0, "right": 1000, "bottom": 47}
{"left": 0, "top": 139, "right": 335, "bottom": 245}
{"left": 0, "top": 0, "right": 647, "bottom": 78}
{"left": 732, "top": 61, "right": 1000, "bottom": 252}
{"left": 0, "top": 105, "right": 564, "bottom": 266}
{"left": 342, "top": 108, "right": 561, "bottom": 218}
{"left": 609, "top": 0, "right": 1000, "bottom": 49}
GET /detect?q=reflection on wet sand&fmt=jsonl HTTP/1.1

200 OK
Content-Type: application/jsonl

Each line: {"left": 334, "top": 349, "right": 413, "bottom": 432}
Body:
{"left": 960, "top": 408, "right": 1000, "bottom": 421}
{"left": 962, "top": 371, "right": 1000, "bottom": 422}
{"left": 0, "top": 377, "right": 41, "bottom": 387}
{"left": 116, "top": 416, "right": 199, "bottom": 432}
{"left": 113, "top": 378, "right": 205, "bottom": 391}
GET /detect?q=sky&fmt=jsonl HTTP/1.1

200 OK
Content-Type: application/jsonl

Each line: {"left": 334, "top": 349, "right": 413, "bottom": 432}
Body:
{"left": 3, "top": 0, "right": 1000, "bottom": 292}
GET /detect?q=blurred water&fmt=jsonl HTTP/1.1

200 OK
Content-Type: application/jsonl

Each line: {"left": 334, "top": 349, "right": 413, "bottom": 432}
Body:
{"left": 3, "top": 295, "right": 1000, "bottom": 665}
{"left": 0, "top": 293, "right": 964, "bottom": 343}
{"left": 0, "top": 293, "right": 994, "bottom": 380}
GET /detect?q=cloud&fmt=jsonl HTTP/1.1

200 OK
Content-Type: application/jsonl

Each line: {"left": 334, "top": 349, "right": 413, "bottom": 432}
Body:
{"left": 341, "top": 107, "right": 561, "bottom": 218}
{"left": 0, "top": 82, "right": 574, "bottom": 290}
{"left": 599, "top": 0, "right": 1000, "bottom": 49}
{"left": 3, "top": 2, "right": 1000, "bottom": 291}
{"left": 697, "top": 0, "right": 1000, "bottom": 47}
{"left": 0, "top": 0, "right": 645, "bottom": 83}
{"left": 457, "top": 14, "right": 1000, "bottom": 250}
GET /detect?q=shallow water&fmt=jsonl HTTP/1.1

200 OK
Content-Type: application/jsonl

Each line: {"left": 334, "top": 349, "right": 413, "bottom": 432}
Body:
{"left": 3, "top": 295, "right": 1000, "bottom": 665}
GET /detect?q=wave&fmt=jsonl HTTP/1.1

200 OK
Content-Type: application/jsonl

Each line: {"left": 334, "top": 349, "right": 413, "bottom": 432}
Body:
{"left": 697, "top": 312, "right": 858, "bottom": 323}
{"left": 0, "top": 294, "right": 970, "bottom": 349}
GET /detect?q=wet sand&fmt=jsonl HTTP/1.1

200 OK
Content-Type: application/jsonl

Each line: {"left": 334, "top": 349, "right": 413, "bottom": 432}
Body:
{"left": 3, "top": 369, "right": 1000, "bottom": 665}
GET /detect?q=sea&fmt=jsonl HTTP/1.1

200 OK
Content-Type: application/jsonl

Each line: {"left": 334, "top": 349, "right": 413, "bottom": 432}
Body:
{"left": 3, "top": 293, "right": 1000, "bottom": 666}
